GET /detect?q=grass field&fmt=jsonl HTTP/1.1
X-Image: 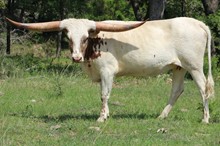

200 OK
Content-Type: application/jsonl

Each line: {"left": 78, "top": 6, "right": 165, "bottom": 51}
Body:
{"left": 0, "top": 50, "right": 220, "bottom": 145}
{"left": 0, "top": 72, "right": 220, "bottom": 145}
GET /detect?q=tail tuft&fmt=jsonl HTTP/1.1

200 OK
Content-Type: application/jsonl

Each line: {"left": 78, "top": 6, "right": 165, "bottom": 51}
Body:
{"left": 205, "top": 74, "right": 214, "bottom": 99}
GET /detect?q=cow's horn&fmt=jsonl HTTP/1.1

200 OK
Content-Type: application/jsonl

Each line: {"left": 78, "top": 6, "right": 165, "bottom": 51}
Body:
{"left": 5, "top": 17, "right": 61, "bottom": 32}
{"left": 95, "top": 21, "right": 145, "bottom": 32}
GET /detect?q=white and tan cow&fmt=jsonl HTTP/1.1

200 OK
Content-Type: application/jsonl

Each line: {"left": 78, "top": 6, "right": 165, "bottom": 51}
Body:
{"left": 6, "top": 17, "right": 214, "bottom": 123}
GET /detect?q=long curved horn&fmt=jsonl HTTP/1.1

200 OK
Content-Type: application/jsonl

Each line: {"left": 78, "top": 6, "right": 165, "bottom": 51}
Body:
{"left": 5, "top": 17, "right": 61, "bottom": 32}
{"left": 95, "top": 21, "right": 146, "bottom": 32}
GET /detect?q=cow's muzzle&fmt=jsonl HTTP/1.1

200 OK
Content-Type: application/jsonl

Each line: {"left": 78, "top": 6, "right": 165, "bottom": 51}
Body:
{"left": 72, "top": 56, "right": 82, "bottom": 63}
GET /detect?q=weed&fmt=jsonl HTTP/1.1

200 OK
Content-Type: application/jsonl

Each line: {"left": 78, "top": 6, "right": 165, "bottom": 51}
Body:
{"left": 21, "top": 105, "right": 34, "bottom": 118}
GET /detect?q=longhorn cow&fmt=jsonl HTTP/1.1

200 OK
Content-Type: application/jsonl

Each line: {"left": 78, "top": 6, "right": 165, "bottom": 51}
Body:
{"left": 6, "top": 17, "right": 214, "bottom": 123}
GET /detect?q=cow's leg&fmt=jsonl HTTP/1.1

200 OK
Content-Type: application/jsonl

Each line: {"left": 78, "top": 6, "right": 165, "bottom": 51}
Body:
{"left": 189, "top": 70, "right": 209, "bottom": 123}
{"left": 159, "top": 67, "right": 186, "bottom": 119}
{"left": 97, "top": 71, "right": 114, "bottom": 122}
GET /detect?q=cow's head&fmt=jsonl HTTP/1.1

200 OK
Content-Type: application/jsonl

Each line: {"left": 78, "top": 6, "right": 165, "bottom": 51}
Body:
{"left": 6, "top": 18, "right": 145, "bottom": 62}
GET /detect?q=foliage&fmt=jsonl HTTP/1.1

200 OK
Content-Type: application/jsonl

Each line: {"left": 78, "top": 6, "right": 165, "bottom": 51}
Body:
{"left": 197, "top": 10, "right": 220, "bottom": 66}
{"left": 0, "top": 0, "right": 5, "bottom": 9}
{"left": 204, "top": 10, "right": 220, "bottom": 52}
{"left": 203, "top": 56, "right": 220, "bottom": 79}
{"left": 87, "top": 0, "right": 135, "bottom": 20}
{"left": 165, "top": 0, "right": 204, "bottom": 18}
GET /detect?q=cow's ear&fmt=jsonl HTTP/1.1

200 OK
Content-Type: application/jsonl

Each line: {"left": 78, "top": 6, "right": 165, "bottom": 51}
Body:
{"left": 63, "top": 28, "right": 68, "bottom": 34}
{"left": 88, "top": 29, "right": 99, "bottom": 38}
{"left": 62, "top": 28, "right": 69, "bottom": 36}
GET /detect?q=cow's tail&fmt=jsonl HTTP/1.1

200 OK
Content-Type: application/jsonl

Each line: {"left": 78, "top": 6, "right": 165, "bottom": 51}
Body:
{"left": 201, "top": 23, "right": 215, "bottom": 99}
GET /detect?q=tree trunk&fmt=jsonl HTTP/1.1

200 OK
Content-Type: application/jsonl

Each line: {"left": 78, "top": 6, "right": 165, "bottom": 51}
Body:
{"left": 56, "top": 0, "right": 64, "bottom": 58}
{"left": 201, "top": 0, "right": 219, "bottom": 15}
{"left": 148, "top": 0, "right": 166, "bottom": 20}
{"left": 19, "top": 8, "right": 25, "bottom": 21}
{"left": 6, "top": 0, "right": 11, "bottom": 55}
{"left": 181, "top": 0, "right": 186, "bottom": 17}
{"left": 129, "top": 0, "right": 145, "bottom": 21}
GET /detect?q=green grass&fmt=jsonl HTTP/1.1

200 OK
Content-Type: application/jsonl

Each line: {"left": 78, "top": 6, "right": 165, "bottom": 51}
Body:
{"left": 0, "top": 73, "right": 220, "bottom": 145}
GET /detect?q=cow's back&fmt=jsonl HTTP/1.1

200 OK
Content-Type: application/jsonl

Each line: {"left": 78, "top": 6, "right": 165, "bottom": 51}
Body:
{"left": 83, "top": 17, "right": 209, "bottom": 79}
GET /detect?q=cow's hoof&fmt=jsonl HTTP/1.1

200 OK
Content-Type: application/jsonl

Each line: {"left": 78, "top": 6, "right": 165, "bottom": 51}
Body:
{"left": 157, "top": 114, "right": 167, "bottom": 120}
{"left": 97, "top": 117, "right": 106, "bottom": 122}
{"left": 202, "top": 118, "right": 209, "bottom": 124}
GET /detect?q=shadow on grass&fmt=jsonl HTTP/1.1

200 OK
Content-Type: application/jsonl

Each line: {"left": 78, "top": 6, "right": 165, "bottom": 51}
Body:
{"left": 9, "top": 111, "right": 159, "bottom": 122}
{"left": 10, "top": 110, "right": 220, "bottom": 124}
{"left": 38, "top": 113, "right": 159, "bottom": 122}
{"left": 112, "top": 113, "right": 159, "bottom": 120}
{"left": 39, "top": 114, "right": 99, "bottom": 122}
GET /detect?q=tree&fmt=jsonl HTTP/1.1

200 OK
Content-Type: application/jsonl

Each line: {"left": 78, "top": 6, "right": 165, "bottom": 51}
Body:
{"left": 202, "top": 0, "right": 219, "bottom": 15}
{"left": 56, "top": 0, "right": 65, "bottom": 57}
{"left": 148, "top": 0, "right": 166, "bottom": 20}
{"left": 6, "top": 0, "right": 13, "bottom": 54}
{"left": 129, "top": 0, "right": 166, "bottom": 20}
{"left": 129, "top": 0, "right": 148, "bottom": 20}
{"left": 181, "top": 0, "right": 186, "bottom": 16}
{"left": 0, "top": 0, "right": 5, "bottom": 52}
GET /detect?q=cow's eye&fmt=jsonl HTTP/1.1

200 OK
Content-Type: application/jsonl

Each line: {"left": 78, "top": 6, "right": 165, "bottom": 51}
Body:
{"left": 81, "top": 35, "right": 88, "bottom": 45}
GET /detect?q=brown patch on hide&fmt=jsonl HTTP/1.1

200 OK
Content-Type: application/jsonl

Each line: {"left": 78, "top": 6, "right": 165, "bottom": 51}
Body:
{"left": 84, "top": 37, "right": 105, "bottom": 61}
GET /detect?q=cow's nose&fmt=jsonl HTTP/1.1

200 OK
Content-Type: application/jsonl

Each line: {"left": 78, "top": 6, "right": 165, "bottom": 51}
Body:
{"left": 72, "top": 56, "right": 82, "bottom": 63}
